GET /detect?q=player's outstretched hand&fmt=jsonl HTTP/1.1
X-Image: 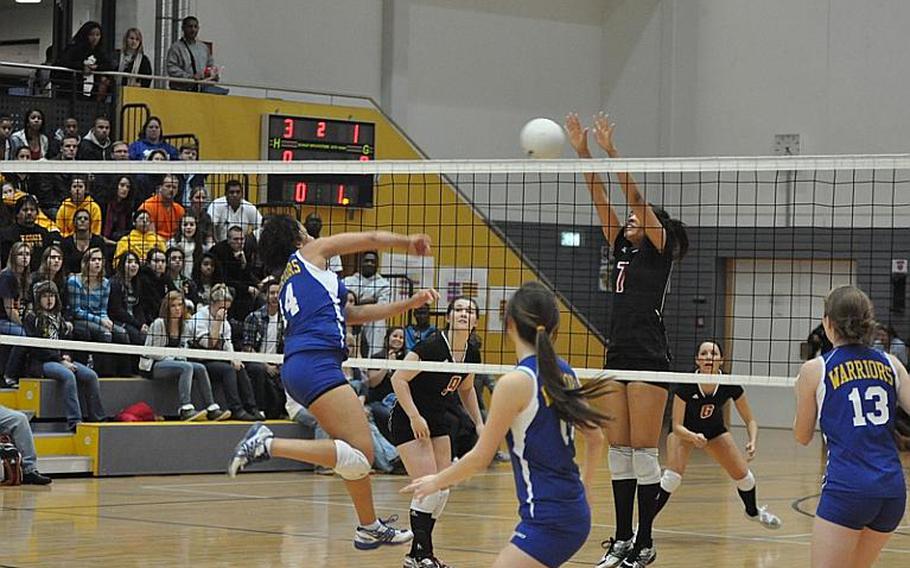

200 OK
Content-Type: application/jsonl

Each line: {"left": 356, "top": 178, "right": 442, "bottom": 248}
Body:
{"left": 691, "top": 433, "right": 708, "bottom": 448}
{"left": 745, "top": 441, "right": 756, "bottom": 461}
{"left": 401, "top": 474, "right": 442, "bottom": 500}
{"left": 410, "top": 288, "right": 440, "bottom": 308}
{"left": 408, "top": 234, "right": 433, "bottom": 256}
{"left": 592, "top": 111, "right": 617, "bottom": 156}
{"left": 565, "top": 112, "right": 589, "bottom": 156}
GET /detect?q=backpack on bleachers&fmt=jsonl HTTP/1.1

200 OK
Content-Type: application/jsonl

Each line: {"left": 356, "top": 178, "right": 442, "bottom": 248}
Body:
{"left": 0, "top": 434, "right": 23, "bottom": 486}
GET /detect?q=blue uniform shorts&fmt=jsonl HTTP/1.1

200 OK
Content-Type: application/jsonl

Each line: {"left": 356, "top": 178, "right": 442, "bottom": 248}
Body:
{"left": 282, "top": 350, "right": 349, "bottom": 408}
{"left": 510, "top": 513, "right": 590, "bottom": 567}
{"left": 816, "top": 489, "right": 906, "bottom": 533}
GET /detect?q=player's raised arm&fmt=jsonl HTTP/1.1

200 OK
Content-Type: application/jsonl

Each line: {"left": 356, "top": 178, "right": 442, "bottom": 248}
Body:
{"left": 566, "top": 112, "right": 622, "bottom": 245}
{"left": 303, "top": 231, "right": 431, "bottom": 268}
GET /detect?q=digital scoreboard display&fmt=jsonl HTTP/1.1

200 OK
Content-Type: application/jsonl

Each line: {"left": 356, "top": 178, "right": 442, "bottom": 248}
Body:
{"left": 263, "top": 115, "right": 375, "bottom": 207}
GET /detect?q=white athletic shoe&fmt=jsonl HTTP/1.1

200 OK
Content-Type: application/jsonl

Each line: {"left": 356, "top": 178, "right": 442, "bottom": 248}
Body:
{"left": 595, "top": 538, "right": 634, "bottom": 568}
{"left": 353, "top": 515, "right": 413, "bottom": 550}
{"left": 746, "top": 505, "right": 782, "bottom": 529}
{"left": 227, "top": 422, "right": 273, "bottom": 477}
{"left": 404, "top": 555, "right": 452, "bottom": 567}
{"left": 619, "top": 546, "right": 656, "bottom": 568}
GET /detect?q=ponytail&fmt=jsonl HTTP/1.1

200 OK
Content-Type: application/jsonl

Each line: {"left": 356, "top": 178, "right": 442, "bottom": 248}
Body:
{"left": 652, "top": 206, "right": 689, "bottom": 260}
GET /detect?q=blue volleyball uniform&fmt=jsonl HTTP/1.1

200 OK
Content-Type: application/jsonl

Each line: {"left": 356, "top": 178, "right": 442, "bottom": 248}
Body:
{"left": 815, "top": 345, "right": 906, "bottom": 532}
{"left": 507, "top": 355, "right": 591, "bottom": 567}
{"left": 279, "top": 251, "right": 350, "bottom": 407}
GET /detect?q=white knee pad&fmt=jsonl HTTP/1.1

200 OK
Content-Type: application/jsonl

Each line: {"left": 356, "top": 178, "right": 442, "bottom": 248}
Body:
{"left": 632, "top": 447, "right": 661, "bottom": 485}
{"left": 432, "top": 488, "right": 450, "bottom": 519}
{"left": 333, "top": 440, "right": 371, "bottom": 480}
{"left": 608, "top": 446, "right": 635, "bottom": 481}
{"left": 736, "top": 470, "right": 755, "bottom": 492}
{"left": 411, "top": 490, "right": 443, "bottom": 515}
{"left": 660, "top": 469, "right": 682, "bottom": 493}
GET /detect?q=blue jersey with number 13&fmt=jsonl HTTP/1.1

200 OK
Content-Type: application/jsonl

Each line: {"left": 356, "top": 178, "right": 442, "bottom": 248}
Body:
{"left": 279, "top": 250, "right": 348, "bottom": 357}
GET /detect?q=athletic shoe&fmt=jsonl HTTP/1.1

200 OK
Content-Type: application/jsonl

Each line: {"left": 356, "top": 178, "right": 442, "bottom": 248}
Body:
{"left": 596, "top": 538, "right": 634, "bottom": 568}
{"left": 21, "top": 470, "right": 52, "bottom": 485}
{"left": 403, "top": 556, "right": 451, "bottom": 568}
{"left": 353, "top": 515, "right": 413, "bottom": 550}
{"left": 207, "top": 408, "right": 231, "bottom": 421}
{"left": 619, "top": 546, "right": 656, "bottom": 568}
{"left": 227, "top": 422, "right": 273, "bottom": 477}
{"left": 746, "top": 505, "right": 782, "bottom": 529}
{"left": 179, "top": 408, "right": 207, "bottom": 422}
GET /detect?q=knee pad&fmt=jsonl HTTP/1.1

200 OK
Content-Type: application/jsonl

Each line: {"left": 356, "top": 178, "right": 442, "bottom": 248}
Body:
{"left": 736, "top": 470, "right": 755, "bottom": 492}
{"left": 632, "top": 447, "right": 661, "bottom": 485}
{"left": 608, "top": 446, "right": 635, "bottom": 481}
{"left": 333, "top": 440, "right": 371, "bottom": 480}
{"left": 411, "top": 490, "right": 443, "bottom": 515}
{"left": 432, "top": 488, "right": 450, "bottom": 519}
{"left": 660, "top": 469, "right": 682, "bottom": 493}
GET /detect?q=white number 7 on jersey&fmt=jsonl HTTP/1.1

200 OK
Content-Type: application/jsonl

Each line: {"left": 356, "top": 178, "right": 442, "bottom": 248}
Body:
{"left": 283, "top": 285, "right": 300, "bottom": 316}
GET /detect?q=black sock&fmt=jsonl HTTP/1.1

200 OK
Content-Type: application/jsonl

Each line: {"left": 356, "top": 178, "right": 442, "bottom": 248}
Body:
{"left": 409, "top": 510, "right": 434, "bottom": 558}
{"left": 612, "top": 478, "right": 637, "bottom": 541}
{"left": 738, "top": 487, "right": 758, "bottom": 517}
{"left": 655, "top": 487, "right": 672, "bottom": 516}
{"left": 635, "top": 483, "right": 659, "bottom": 549}
{"left": 427, "top": 516, "right": 436, "bottom": 552}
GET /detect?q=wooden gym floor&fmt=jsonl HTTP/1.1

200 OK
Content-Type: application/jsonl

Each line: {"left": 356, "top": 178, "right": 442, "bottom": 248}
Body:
{"left": 0, "top": 428, "right": 907, "bottom": 567}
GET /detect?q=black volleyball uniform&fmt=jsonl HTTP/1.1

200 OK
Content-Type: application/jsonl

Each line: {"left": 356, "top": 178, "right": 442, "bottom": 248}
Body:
{"left": 674, "top": 383, "right": 744, "bottom": 440}
{"left": 389, "top": 330, "right": 481, "bottom": 446}
{"left": 606, "top": 230, "right": 675, "bottom": 379}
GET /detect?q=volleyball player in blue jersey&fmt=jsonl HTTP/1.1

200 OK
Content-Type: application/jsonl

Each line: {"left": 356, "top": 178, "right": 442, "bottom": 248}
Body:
{"left": 228, "top": 215, "right": 439, "bottom": 550}
{"left": 403, "top": 282, "right": 611, "bottom": 568}
{"left": 794, "top": 285, "right": 910, "bottom": 568}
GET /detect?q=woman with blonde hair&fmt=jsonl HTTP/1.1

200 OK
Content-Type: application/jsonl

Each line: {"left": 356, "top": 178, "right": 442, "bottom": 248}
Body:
{"left": 118, "top": 28, "right": 152, "bottom": 87}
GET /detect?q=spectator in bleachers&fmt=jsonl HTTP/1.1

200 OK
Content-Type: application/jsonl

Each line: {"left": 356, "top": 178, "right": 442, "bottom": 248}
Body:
{"left": 0, "top": 242, "right": 31, "bottom": 387}
{"left": 25, "top": 280, "right": 104, "bottom": 431}
{"left": 242, "top": 277, "right": 286, "bottom": 419}
{"left": 56, "top": 174, "right": 102, "bottom": 238}
{"left": 0, "top": 114, "right": 12, "bottom": 160}
{"left": 2, "top": 182, "right": 58, "bottom": 235}
{"left": 167, "top": 212, "right": 204, "bottom": 280}
{"left": 110, "top": 140, "right": 129, "bottom": 160}
{"left": 92, "top": 141, "right": 131, "bottom": 206}
{"left": 118, "top": 28, "right": 152, "bottom": 88}
{"left": 366, "top": 325, "right": 407, "bottom": 441}
{"left": 53, "top": 21, "right": 113, "bottom": 101}
{"left": 9, "top": 108, "right": 48, "bottom": 160}
{"left": 404, "top": 303, "right": 436, "bottom": 351}
{"left": 61, "top": 209, "right": 105, "bottom": 274}
{"left": 137, "top": 248, "right": 176, "bottom": 327}
{"left": 109, "top": 251, "right": 147, "bottom": 346}
{"left": 210, "top": 225, "right": 261, "bottom": 326}
{"left": 0, "top": 404, "right": 52, "bottom": 484}
{"left": 28, "top": 244, "right": 66, "bottom": 312}
{"left": 114, "top": 209, "right": 166, "bottom": 262}
{"left": 208, "top": 179, "right": 262, "bottom": 242}
{"left": 142, "top": 174, "right": 185, "bottom": 240}
{"left": 0, "top": 194, "right": 59, "bottom": 271}
{"left": 66, "top": 247, "right": 131, "bottom": 376}
{"left": 188, "top": 186, "right": 216, "bottom": 247}
{"left": 191, "top": 251, "right": 220, "bottom": 307}
{"left": 175, "top": 144, "right": 205, "bottom": 207}
{"left": 2, "top": 147, "right": 38, "bottom": 201}
{"left": 49, "top": 117, "right": 81, "bottom": 158}
{"left": 102, "top": 175, "right": 135, "bottom": 243}
{"left": 38, "top": 135, "right": 80, "bottom": 218}
{"left": 77, "top": 116, "right": 112, "bottom": 161}
{"left": 303, "top": 212, "right": 343, "bottom": 273}
{"left": 135, "top": 150, "right": 170, "bottom": 202}
{"left": 185, "top": 284, "right": 262, "bottom": 421}
{"left": 140, "top": 290, "right": 230, "bottom": 421}
{"left": 166, "top": 16, "right": 220, "bottom": 92}
{"left": 872, "top": 324, "right": 908, "bottom": 366}
{"left": 129, "top": 116, "right": 178, "bottom": 161}
{"left": 165, "top": 246, "right": 198, "bottom": 309}
{"left": 344, "top": 251, "right": 391, "bottom": 356}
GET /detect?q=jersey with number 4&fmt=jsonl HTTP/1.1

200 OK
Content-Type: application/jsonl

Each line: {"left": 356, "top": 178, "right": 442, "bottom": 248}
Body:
{"left": 279, "top": 250, "right": 347, "bottom": 357}
{"left": 817, "top": 345, "right": 904, "bottom": 497}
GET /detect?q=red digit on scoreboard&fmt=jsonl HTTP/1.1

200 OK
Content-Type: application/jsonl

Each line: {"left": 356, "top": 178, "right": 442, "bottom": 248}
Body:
{"left": 282, "top": 150, "right": 293, "bottom": 162}
{"left": 316, "top": 121, "right": 327, "bottom": 138}
{"left": 283, "top": 118, "right": 294, "bottom": 139}
{"left": 337, "top": 184, "right": 345, "bottom": 205}
{"left": 359, "top": 155, "right": 370, "bottom": 162}
{"left": 295, "top": 182, "right": 308, "bottom": 202}
{"left": 353, "top": 124, "right": 360, "bottom": 144}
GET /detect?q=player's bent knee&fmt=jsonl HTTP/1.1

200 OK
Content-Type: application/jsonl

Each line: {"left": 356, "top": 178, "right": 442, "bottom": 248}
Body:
{"left": 334, "top": 439, "right": 372, "bottom": 480}
{"left": 660, "top": 469, "right": 682, "bottom": 493}
{"left": 411, "top": 490, "right": 443, "bottom": 514}
{"left": 608, "top": 446, "right": 635, "bottom": 480}
{"left": 632, "top": 447, "right": 661, "bottom": 485}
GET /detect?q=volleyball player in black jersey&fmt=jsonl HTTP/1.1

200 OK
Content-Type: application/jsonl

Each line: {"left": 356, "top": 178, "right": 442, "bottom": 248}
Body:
{"left": 654, "top": 340, "right": 781, "bottom": 529}
{"left": 567, "top": 112, "right": 689, "bottom": 568}
{"left": 389, "top": 296, "right": 485, "bottom": 568}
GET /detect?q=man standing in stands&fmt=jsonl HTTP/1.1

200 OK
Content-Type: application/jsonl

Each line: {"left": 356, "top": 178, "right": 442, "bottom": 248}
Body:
{"left": 344, "top": 251, "right": 392, "bottom": 356}
{"left": 77, "top": 116, "right": 112, "bottom": 160}
{"left": 207, "top": 179, "right": 262, "bottom": 242}
{"left": 0, "top": 195, "right": 59, "bottom": 271}
{"left": 404, "top": 303, "right": 437, "bottom": 350}
{"left": 142, "top": 174, "right": 185, "bottom": 240}
{"left": 166, "top": 16, "right": 219, "bottom": 92}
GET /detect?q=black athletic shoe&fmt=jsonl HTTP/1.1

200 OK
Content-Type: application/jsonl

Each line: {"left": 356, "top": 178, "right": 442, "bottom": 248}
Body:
{"left": 22, "top": 471, "right": 52, "bottom": 485}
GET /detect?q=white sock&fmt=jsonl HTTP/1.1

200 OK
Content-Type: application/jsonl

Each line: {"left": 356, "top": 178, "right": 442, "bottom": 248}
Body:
{"left": 264, "top": 438, "right": 273, "bottom": 454}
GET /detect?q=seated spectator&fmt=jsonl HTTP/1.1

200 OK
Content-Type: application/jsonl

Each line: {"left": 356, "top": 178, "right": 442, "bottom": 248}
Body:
{"left": 137, "top": 248, "right": 176, "bottom": 327}
{"left": 129, "top": 116, "right": 178, "bottom": 161}
{"left": 102, "top": 175, "right": 135, "bottom": 244}
{"left": 110, "top": 140, "right": 130, "bottom": 160}
{"left": 25, "top": 281, "right": 104, "bottom": 431}
{"left": 66, "top": 247, "right": 132, "bottom": 376}
{"left": 210, "top": 225, "right": 261, "bottom": 327}
{"left": 366, "top": 325, "right": 407, "bottom": 441}
{"left": 92, "top": 141, "right": 131, "bottom": 206}
{"left": 56, "top": 174, "right": 102, "bottom": 237}
{"left": 167, "top": 212, "right": 205, "bottom": 279}
{"left": 28, "top": 244, "right": 66, "bottom": 311}
{"left": 2, "top": 181, "right": 58, "bottom": 234}
{"left": 142, "top": 174, "right": 185, "bottom": 240}
{"left": 0, "top": 243, "right": 31, "bottom": 387}
{"left": 872, "top": 324, "right": 908, "bottom": 366}
{"left": 0, "top": 194, "right": 60, "bottom": 271}
{"left": 404, "top": 303, "right": 436, "bottom": 350}
{"left": 2, "top": 146, "right": 39, "bottom": 197}
{"left": 175, "top": 144, "right": 206, "bottom": 207}
{"left": 61, "top": 209, "right": 106, "bottom": 274}
{"left": 49, "top": 117, "right": 81, "bottom": 157}
{"left": 140, "top": 290, "right": 230, "bottom": 421}
{"left": 0, "top": 114, "right": 12, "bottom": 160}
{"left": 0, "top": 404, "right": 52, "bottom": 484}
{"left": 114, "top": 209, "right": 166, "bottom": 261}
{"left": 9, "top": 108, "right": 48, "bottom": 161}
{"left": 187, "top": 186, "right": 215, "bottom": 247}
{"left": 184, "top": 284, "right": 262, "bottom": 421}
{"left": 207, "top": 180, "right": 262, "bottom": 242}
{"left": 165, "top": 246, "right": 198, "bottom": 309}
{"left": 135, "top": 150, "right": 171, "bottom": 202}
{"left": 242, "top": 278, "right": 286, "bottom": 418}
{"left": 117, "top": 28, "right": 152, "bottom": 88}
{"left": 166, "top": 16, "right": 221, "bottom": 92}
{"left": 77, "top": 116, "right": 113, "bottom": 161}
{"left": 38, "top": 135, "right": 80, "bottom": 218}
{"left": 192, "top": 251, "right": 220, "bottom": 307}
{"left": 344, "top": 250, "right": 391, "bottom": 355}
{"left": 53, "top": 22, "right": 113, "bottom": 101}
{"left": 109, "top": 251, "right": 147, "bottom": 345}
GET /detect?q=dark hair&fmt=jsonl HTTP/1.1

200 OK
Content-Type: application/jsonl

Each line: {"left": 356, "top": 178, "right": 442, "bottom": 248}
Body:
{"left": 444, "top": 295, "right": 478, "bottom": 331}
{"left": 113, "top": 250, "right": 141, "bottom": 288}
{"left": 259, "top": 276, "right": 280, "bottom": 294}
{"left": 140, "top": 116, "right": 163, "bottom": 140}
{"left": 505, "top": 281, "right": 611, "bottom": 428}
{"left": 0, "top": 114, "right": 11, "bottom": 123}
{"left": 192, "top": 251, "right": 220, "bottom": 284}
{"left": 61, "top": 134, "right": 80, "bottom": 144}
{"left": 178, "top": 143, "right": 198, "bottom": 153}
{"left": 93, "top": 116, "right": 110, "bottom": 126}
{"left": 225, "top": 179, "right": 243, "bottom": 192}
{"left": 145, "top": 247, "right": 166, "bottom": 264}
{"left": 70, "top": 174, "right": 90, "bottom": 189}
{"left": 24, "top": 107, "right": 45, "bottom": 134}
{"left": 182, "top": 16, "right": 199, "bottom": 27}
{"left": 824, "top": 285, "right": 876, "bottom": 345}
{"left": 259, "top": 214, "right": 302, "bottom": 277}
{"left": 33, "top": 280, "right": 62, "bottom": 317}
{"left": 146, "top": 149, "right": 169, "bottom": 161}
{"left": 694, "top": 339, "right": 724, "bottom": 358}
{"left": 36, "top": 244, "right": 66, "bottom": 293}
{"left": 15, "top": 194, "right": 39, "bottom": 213}
{"left": 652, "top": 206, "right": 689, "bottom": 260}
{"left": 383, "top": 325, "right": 406, "bottom": 352}
{"left": 165, "top": 246, "right": 184, "bottom": 260}
{"left": 173, "top": 211, "right": 205, "bottom": 262}
{"left": 72, "top": 21, "right": 102, "bottom": 49}
{"left": 133, "top": 208, "right": 151, "bottom": 222}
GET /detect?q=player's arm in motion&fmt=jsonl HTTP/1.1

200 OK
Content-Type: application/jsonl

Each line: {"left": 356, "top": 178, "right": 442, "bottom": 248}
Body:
{"left": 793, "top": 357, "right": 824, "bottom": 446}
{"left": 391, "top": 351, "right": 432, "bottom": 439}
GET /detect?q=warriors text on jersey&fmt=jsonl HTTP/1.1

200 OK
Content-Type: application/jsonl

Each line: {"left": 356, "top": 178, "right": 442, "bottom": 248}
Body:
{"left": 816, "top": 345, "right": 904, "bottom": 497}
{"left": 279, "top": 251, "right": 347, "bottom": 356}
{"left": 674, "top": 383, "right": 744, "bottom": 440}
